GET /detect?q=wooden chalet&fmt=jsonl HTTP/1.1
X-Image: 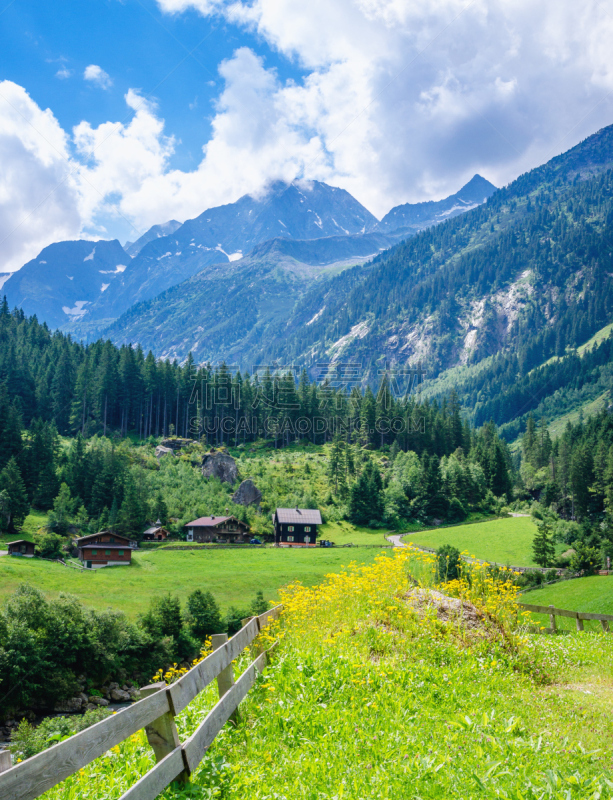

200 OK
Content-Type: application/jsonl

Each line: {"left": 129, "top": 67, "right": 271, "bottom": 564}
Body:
{"left": 7, "top": 540, "right": 35, "bottom": 557}
{"left": 273, "top": 508, "right": 322, "bottom": 547}
{"left": 75, "top": 531, "right": 134, "bottom": 569}
{"left": 142, "top": 521, "right": 170, "bottom": 541}
{"left": 185, "top": 515, "right": 250, "bottom": 543}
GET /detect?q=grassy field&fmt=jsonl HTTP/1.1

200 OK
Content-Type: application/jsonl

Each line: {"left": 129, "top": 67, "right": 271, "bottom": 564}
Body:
{"left": 0, "top": 547, "right": 383, "bottom": 617}
{"left": 403, "top": 516, "right": 542, "bottom": 566}
{"left": 0, "top": 510, "right": 47, "bottom": 548}
{"left": 40, "top": 551, "right": 613, "bottom": 800}
{"left": 319, "top": 521, "right": 390, "bottom": 546}
{"left": 522, "top": 575, "right": 613, "bottom": 631}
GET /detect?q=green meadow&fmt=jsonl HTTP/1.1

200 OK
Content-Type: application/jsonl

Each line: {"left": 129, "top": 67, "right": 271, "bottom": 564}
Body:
{"left": 522, "top": 575, "right": 613, "bottom": 631}
{"left": 403, "top": 515, "right": 542, "bottom": 566}
{"left": 0, "top": 546, "right": 383, "bottom": 618}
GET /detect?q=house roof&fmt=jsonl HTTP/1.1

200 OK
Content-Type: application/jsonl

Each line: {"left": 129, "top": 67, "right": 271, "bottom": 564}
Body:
{"left": 186, "top": 516, "right": 244, "bottom": 528}
{"left": 143, "top": 526, "right": 167, "bottom": 535}
{"left": 275, "top": 508, "right": 322, "bottom": 525}
{"left": 80, "top": 543, "right": 132, "bottom": 550}
{"left": 7, "top": 540, "right": 33, "bottom": 546}
{"left": 75, "top": 531, "right": 131, "bottom": 545}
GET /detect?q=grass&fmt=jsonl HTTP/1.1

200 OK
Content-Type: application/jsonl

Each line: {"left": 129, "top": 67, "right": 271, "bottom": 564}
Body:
{"left": 40, "top": 550, "right": 613, "bottom": 800}
{"left": 0, "top": 547, "right": 382, "bottom": 618}
{"left": 0, "top": 510, "right": 47, "bottom": 548}
{"left": 319, "top": 520, "right": 390, "bottom": 546}
{"left": 403, "top": 515, "right": 542, "bottom": 566}
{"left": 522, "top": 575, "right": 613, "bottom": 631}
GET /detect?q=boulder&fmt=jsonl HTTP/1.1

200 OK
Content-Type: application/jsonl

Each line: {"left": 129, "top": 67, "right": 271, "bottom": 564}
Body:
{"left": 78, "top": 692, "right": 89, "bottom": 705}
{"left": 54, "top": 697, "right": 83, "bottom": 713}
{"left": 231, "top": 479, "right": 262, "bottom": 507}
{"left": 88, "top": 696, "right": 109, "bottom": 706}
{"left": 155, "top": 445, "right": 174, "bottom": 459}
{"left": 201, "top": 451, "right": 238, "bottom": 484}
{"left": 110, "top": 688, "right": 131, "bottom": 702}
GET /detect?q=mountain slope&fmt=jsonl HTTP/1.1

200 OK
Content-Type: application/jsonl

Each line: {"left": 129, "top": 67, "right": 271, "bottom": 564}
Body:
{"left": 377, "top": 174, "right": 497, "bottom": 233}
{"left": 101, "top": 234, "right": 397, "bottom": 363}
{"left": 257, "top": 124, "right": 613, "bottom": 430}
{"left": 2, "top": 240, "right": 129, "bottom": 329}
{"left": 124, "top": 220, "right": 182, "bottom": 257}
{"left": 65, "top": 180, "right": 379, "bottom": 336}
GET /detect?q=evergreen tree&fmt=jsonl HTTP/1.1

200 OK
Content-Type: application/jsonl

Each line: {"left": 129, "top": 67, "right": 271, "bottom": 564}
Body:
{"left": 532, "top": 521, "right": 555, "bottom": 567}
{"left": 0, "top": 457, "right": 29, "bottom": 532}
{"left": 117, "top": 473, "right": 148, "bottom": 537}
{"left": 47, "top": 483, "right": 75, "bottom": 535}
{"left": 185, "top": 589, "right": 224, "bottom": 638}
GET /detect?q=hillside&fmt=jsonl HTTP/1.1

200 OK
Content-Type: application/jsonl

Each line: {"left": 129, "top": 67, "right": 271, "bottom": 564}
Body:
{"left": 101, "top": 233, "right": 400, "bottom": 362}
{"left": 33, "top": 551, "right": 613, "bottom": 800}
{"left": 2, "top": 239, "right": 129, "bottom": 330}
{"left": 249, "top": 124, "right": 613, "bottom": 434}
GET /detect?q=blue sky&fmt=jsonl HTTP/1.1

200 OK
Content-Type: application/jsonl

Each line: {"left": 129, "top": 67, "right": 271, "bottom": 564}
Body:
{"left": 2, "top": 0, "right": 613, "bottom": 271}
{"left": 0, "top": 0, "right": 304, "bottom": 173}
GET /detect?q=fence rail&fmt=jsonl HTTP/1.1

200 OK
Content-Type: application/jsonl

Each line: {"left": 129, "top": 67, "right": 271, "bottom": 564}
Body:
{"left": 519, "top": 602, "right": 612, "bottom": 632}
{"left": 0, "top": 605, "right": 283, "bottom": 800}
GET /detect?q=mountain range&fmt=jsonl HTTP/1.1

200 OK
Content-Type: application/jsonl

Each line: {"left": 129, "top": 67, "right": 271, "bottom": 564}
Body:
{"left": 2, "top": 173, "right": 496, "bottom": 344}
{"left": 4, "top": 119, "right": 613, "bottom": 440}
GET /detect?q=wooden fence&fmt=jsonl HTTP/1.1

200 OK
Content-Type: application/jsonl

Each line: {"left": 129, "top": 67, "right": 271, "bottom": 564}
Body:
{"left": 519, "top": 602, "right": 613, "bottom": 632}
{"left": 0, "top": 604, "right": 283, "bottom": 800}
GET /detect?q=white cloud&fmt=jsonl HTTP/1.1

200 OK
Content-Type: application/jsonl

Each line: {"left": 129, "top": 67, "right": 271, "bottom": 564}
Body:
{"left": 83, "top": 64, "right": 113, "bottom": 90}
{"left": 55, "top": 67, "right": 73, "bottom": 80}
{"left": 0, "top": 81, "right": 82, "bottom": 271}
{"left": 3, "top": 1, "right": 613, "bottom": 272}
{"left": 153, "top": 0, "right": 613, "bottom": 215}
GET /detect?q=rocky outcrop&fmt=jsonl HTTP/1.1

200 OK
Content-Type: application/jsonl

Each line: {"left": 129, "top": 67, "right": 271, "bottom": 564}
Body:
{"left": 160, "top": 437, "right": 194, "bottom": 450}
{"left": 155, "top": 445, "right": 174, "bottom": 458}
{"left": 231, "top": 479, "right": 262, "bottom": 506}
{"left": 202, "top": 451, "right": 238, "bottom": 484}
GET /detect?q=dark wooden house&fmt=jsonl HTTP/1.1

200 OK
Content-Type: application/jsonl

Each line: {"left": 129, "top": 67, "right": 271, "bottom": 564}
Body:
{"left": 8, "top": 540, "right": 35, "bottom": 557}
{"left": 142, "top": 521, "right": 170, "bottom": 541}
{"left": 185, "top": 516, "right": 250, "bottom": 543}
{"left": 75, "top": 531, "right": 134, "bottom": 569}
{"left": 273, "top": 508, "right": 322, "bottom": 547}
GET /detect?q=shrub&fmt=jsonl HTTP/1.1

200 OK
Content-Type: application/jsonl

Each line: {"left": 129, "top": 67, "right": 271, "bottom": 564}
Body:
{"left": 10, "top": 708, "right": 112, "bottom": 761}
{"left": 435, "top": 544, "right": 461, "bottom": 582}
{"left": 33, "top": 531, "right": 65, "bottom": 559}
{"left": 570, "top": 541, "right": 601, "bottom": 574}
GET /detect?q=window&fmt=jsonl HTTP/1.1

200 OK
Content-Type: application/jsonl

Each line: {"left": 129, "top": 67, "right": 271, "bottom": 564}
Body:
{"left": 304, "top": 526, "right": 311, "bottom": 533}
{"left": 91, "top": 550, "right": 97, "bottom": 556}
{"left": 304, "top": 536, "right": 310, "bottom": 544}
{"left": 105, "top": 550, "right": 111, "bottom": 556}
{"left": 288, "top": 526, "right": 294, "bottom": 532}
{"left": 186, "top": 531, "right": 193, "bottom": 541}
{"left": 118, "top": 550, "right": 124, "bottom": 556}
{"left": 287, "top": 536, "right": 294, "bottom": 542}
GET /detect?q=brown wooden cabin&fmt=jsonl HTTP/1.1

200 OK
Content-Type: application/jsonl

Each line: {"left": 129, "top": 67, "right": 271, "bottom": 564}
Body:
{"left": 273, "top": 508, "right": 322, "bottom": 547}
{"left": 75, "top": 531, "right": 134, "bottom": 569}
{"left": 8, "top": 540, "right": 35, "bottom": 557}
{"left": 185, "top": 515, "right": 250, "bottom": 543}
{"left": 142, "top": 523, "right": 170, "bottom": 541}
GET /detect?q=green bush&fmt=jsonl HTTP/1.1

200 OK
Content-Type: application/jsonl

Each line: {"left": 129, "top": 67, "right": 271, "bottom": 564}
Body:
{"left": 435, "top": 544, "right": 461, "bottom": 582}
{"left": 10, "top": 708, "right": 112, "bottom": 761}
{"left": 33, "top": 531, "right": 65, "bottom": 559}
{"left": 570, "top": 541, "right": 601, "bottom": 574}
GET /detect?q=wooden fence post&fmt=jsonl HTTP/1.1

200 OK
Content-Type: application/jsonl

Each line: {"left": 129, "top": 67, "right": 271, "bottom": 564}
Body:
{"left": 140, "top": 682, "right": 188, "bottom": 784}
{"left": 576, "top": 615, "right": 584, "bottom": 632}
{"left": 601, "top": 620, "right": 610, "bottom": 633}
{"left": 549, "top": 606, "right": 557, "bottom": 632}
{"left": 0, "top": 750, "right": 11, "bottom": 774}
{"left": 211, "top": 634, "right": 238, "bottom": 724}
